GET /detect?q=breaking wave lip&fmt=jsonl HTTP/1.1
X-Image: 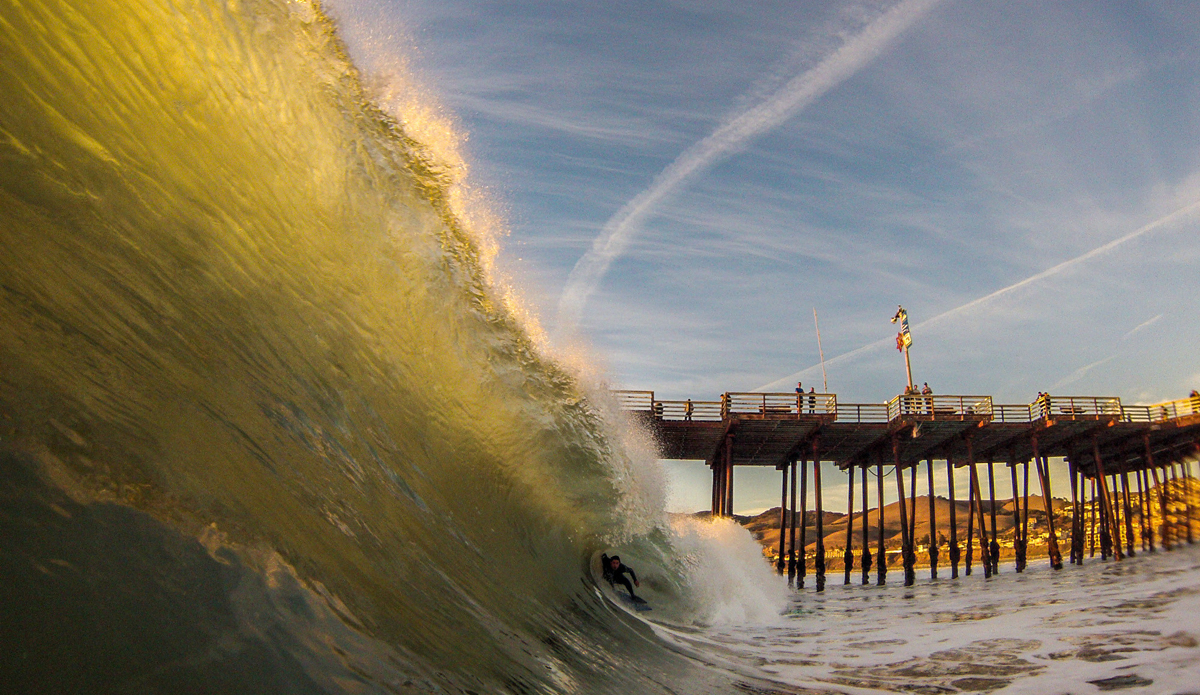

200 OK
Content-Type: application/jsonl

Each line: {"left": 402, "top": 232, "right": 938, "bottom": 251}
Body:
{"left": 0, "top": 0, "right": 790, "bottom": 692}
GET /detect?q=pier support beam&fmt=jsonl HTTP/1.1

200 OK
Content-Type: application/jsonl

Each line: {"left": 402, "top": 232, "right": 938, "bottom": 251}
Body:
{"left": 1146, "top": 440, "right": 1169, "bottom": 551}
{"left": 1089, "top": 476, "right": 1097, "bottom": 558}
{"left": 987, "top": 461, "right": 1000, "bottom": 575}
{"left": 908, "top": 460, "right": 919, "bottom": 576}
{"left": 927, "top": 459, "right": 938, "bottom": 580}
{"left": 894, "top": 438, "right": 914, "bottom": 587}
{"left": 1185, "top": 458, "right": 1195, "bottom": 545}
{"left": 1186, "top": 458, "right": 1196, "bottom": 545}
{"left": 1138, "top": 465, "right": 1152, "bottom": 552}
{"left": 1170, "top": 461, "right": 1187, "bottom": 545}
{"left": 966, "top": 463, "right": 976, "bottom": 577}
{"left": 861, "top": 463, "right": 872, "bottom": 586}
{"left": 1120, "top": 459, "right": 1135, "bottom": 557}
{"left": 1093, "top": 436, "right": 1122, "bottom": 560}
{"left": 814, "top": 438, "right": 826, "bottom": 592}
{"left": 724, "top": 436, "right": 734, "bottom": 517}
{"left": 788, "top": 456, "right": 798, "bottom": 585}
{"left": 1009, "top": 461, "right": 1023, "bottom": 572}
{"left": 1020, "top": 461, "right": 1031, "bottom": 571}
{"left": 1034, "top": 436, "right": 1063, "bottom": 569}
{"left": 969, "top": 441, "right": 991, "bottom": 579}
{"left": 876, "top": 451, "right": 887, "bottom": 586}
{"left": 1075, "top": 456, "right": 1084, "bottom": 566}
{"left": 776, "top": 463, "right": 789, "bottom": 574}
{"left": 798, "top": 455, "right": 808, "bottom": 587}
{"left": 844, "top": 462, "right": 855, "bottom": 586}
{"left": 947, "top": 457, "right": 960, "bottom": 579}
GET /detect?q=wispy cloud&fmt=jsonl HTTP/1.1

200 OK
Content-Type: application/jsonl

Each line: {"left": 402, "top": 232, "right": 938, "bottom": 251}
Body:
{"left": 1049, "top": 313, "right": 1164, "bottom": 390}
{"left": 1121, "top": 313, "right": 1163, "bottom": 340}
{"left": 554, "top": 0, "right": 943, "bottom": 332}
{"left": 756, "top": 200, "right": 1200, "bottom": 391}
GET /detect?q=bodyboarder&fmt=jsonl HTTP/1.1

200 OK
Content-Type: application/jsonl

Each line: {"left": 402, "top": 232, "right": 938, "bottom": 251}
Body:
{"left": 601, "top": 553, "right": 642, "bottom": 601}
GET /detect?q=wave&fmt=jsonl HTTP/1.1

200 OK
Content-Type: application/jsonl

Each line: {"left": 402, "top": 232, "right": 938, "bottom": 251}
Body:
{"left": 0, "top": 1, "right": 785, "bottom": 692}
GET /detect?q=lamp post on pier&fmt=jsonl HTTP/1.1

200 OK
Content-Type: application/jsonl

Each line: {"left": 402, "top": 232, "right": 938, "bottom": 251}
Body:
{"left": 891, "top": 305, "right": 914, "bottom": 392}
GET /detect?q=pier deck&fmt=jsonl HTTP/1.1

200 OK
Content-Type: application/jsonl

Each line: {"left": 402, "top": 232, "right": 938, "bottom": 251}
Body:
{"left": 617, "top": 391, "right": 1199, "bottom": 474}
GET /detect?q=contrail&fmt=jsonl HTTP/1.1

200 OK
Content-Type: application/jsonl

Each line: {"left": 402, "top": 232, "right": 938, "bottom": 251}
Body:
{"left": 555, "top": 0, "right": 942, "bottom": 332}
{"left": 756, "top": 199, "right": 1200, "bottom": 391}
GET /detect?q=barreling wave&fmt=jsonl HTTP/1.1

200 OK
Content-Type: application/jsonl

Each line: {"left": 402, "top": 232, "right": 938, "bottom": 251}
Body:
{"left": 0, "top": 1, "right": 785, "bottom": 693}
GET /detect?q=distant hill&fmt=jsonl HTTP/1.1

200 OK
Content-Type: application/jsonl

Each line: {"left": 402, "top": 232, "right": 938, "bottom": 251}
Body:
{"left": 695, "top": 494, "right": 1079, "bottom": 567}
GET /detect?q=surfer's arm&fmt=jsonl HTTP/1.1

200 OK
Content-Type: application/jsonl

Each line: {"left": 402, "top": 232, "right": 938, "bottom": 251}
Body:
{"left": 626, "top": 567, "right": 639, "bottom": 586}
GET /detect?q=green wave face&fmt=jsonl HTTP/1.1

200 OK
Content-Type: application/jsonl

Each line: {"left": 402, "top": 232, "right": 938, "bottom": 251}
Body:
{"left": 0, "top": 1, "right": 740, "bottom": 692}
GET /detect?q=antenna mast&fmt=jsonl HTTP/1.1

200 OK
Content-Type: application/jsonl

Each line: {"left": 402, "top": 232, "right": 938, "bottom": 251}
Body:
{"left": 813, "top": 308, "right": 827, "bottom": 392}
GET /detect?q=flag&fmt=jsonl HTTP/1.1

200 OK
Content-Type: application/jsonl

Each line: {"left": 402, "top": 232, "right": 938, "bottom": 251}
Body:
{"left": 891, "top": 305, "right": 912, "bottom": 348}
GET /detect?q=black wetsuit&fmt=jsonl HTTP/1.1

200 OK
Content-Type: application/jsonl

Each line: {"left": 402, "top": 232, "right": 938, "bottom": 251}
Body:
{"left": 601, "top": 555, "right": 639, "bottom": 599}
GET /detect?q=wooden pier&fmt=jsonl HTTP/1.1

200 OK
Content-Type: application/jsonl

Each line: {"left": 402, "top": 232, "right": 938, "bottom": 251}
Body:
{"left": 616, "top": 390, "right": 1200, "bottom": 589}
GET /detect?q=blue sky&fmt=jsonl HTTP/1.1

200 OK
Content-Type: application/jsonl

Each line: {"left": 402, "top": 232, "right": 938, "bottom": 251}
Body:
{"left": 326, "top": 0, "right": 1200, "bottom": 513}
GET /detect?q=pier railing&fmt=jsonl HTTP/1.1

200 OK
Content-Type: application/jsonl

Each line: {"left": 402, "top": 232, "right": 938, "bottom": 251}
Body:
{"left": 614, "top": 389, "right": 1197, "bottom": 427}
{"left": 614, "top": 390, "right": 655, "bottom": 412}
{"left": 650, "top": 399, "right": 724, "bottom": 421}
{"left": 887, "top": 394, "right": 993, "bottom": 421}
{"left": 723, "top": 392, "right": 837, "bottom": 419}
{"left": 1033, "top": 396, "right": 1122, "bottom": 420}
{"left": 993, "top": 403, "right": 1033, "bottom": 423}
{"left": 834, "top": 403, "right": 890, "bottom": 423}
{"left": 1122, "top": 395, "right": 1200, "bottom": 423}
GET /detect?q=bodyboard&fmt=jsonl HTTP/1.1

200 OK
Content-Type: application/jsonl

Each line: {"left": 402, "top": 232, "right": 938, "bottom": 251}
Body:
{"left": 617, "top": 592, "right": 652, "bottom": 612}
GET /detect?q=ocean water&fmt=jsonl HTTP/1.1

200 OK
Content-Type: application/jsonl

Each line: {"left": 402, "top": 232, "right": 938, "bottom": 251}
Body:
{"left": 2, "top": 1, "right": 1197, "bottom": 693}
{"left": 664, "top": 545, "right": 1200, "bottom": 694}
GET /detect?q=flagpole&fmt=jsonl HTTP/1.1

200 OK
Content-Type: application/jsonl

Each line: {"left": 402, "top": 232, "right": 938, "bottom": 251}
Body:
{"left": 903, "top": 343, "right": 914, "bottom": 392}
{"left": 813, "top": 308, "right": 827, "bottom": 393}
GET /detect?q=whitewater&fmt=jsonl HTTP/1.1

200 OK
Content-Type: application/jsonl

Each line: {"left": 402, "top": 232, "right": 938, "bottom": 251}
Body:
{"left": 1, "top": 1, "right": 1198, "bottom": 693}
